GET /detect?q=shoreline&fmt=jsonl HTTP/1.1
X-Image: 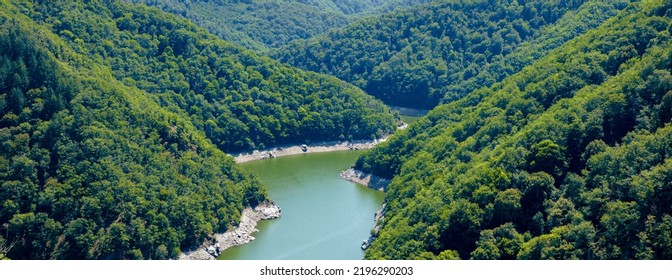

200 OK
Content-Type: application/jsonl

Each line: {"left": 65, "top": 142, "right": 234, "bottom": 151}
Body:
{"left": 230, "top": 139, "right": 386, "bottom": 164}
{"left": 216, "top": 131, "right": 402, "bottom": 257}
{"left": 339, "top": 168, "right": 390, "bottom": 251}
{"left": 230, "top": 121, "right": 409, "bottom": 164}
{"left": 178, "top": 201, "right": 281, "bottom": 260}
{"left": 361, "top": 203, "right": 387, "bottom": 250}
{"left": 339, "top": 168, "right": 390, "bottom": 192}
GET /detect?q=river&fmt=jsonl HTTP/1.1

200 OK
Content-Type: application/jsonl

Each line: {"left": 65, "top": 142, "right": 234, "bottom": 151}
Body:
{"left": 392, "top": 106, "right": 429, "bottom": 125}
{"left": 218, "top": 150, "right": 385, "bottom": 260}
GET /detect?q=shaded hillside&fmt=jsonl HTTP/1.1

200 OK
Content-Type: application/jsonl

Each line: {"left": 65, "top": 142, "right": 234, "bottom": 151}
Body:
{"left": 126, "top": 0, "right": 432, "bottom": 51}
{"left": 0, "top": 0, "right": 395, "bottom": 259}
{"left": 275, "top": 0, "right": 633, "bottom": 109}
{"left": 23, "top": 0, "right": 396, "bottom": 153}
{"left": 356, "top": 0, "right": 672, "bottom": 259}
{"left": 0, "top": 18, "right": 263, "bottom": 260}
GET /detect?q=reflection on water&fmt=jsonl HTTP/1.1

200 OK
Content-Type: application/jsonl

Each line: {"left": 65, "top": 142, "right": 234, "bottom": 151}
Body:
{"left": 390, "top": 106, "right": 429, "bottom": 117}
{"left": 392, "top": 106, "right": 428, "bottom": 125}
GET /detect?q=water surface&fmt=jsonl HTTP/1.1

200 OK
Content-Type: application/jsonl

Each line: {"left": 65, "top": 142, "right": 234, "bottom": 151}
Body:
{"left": 219, "top": 151, "right": 384, "bottom": 260}
{"left": 392, "top": 106, "right": 428, "bottom": 125}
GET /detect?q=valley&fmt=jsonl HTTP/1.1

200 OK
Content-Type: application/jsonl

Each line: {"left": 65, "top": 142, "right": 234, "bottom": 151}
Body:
{"left": 2, "top": 0, "right": 672, "bottom": 260}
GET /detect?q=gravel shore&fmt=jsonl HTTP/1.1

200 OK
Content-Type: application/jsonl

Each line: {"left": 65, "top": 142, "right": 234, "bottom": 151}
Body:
{"left": 339, "top": 168, "right": 390, "bottom": 191}
{"left": 178, "top": 201, "right": 281, "bottom": 260}
{"left": 230, "top": 121, "right": 411, "bottom": 164}
{"left": 196, "top": 131, "right": 404, "bottom": 258}
{"left": 339, "top": 169, "right": 390, "bottom": 250}
{"left": 230, "top": 139, "right": 386, "bottom": 163}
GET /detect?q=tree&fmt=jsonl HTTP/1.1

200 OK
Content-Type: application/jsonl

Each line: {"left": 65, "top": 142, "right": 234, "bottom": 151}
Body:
{"left": 471, "top": 230, "right": 501, "bottom": 260}
{"left": 439, "top": 199, "right": 484, "bottom": 257}
{"left": 494, "top": 189, "right": 523, "bottom": 225}
{"left": 529, "top": 139, "right": 567, "bottom": 178}
{"left": 596, "top": 201, "right": 641, "bottom": 259}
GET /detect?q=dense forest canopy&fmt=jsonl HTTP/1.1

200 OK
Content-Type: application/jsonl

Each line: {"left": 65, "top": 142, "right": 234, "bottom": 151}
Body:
{"left": 0, "top": 0, "right": 395, "bottom": 259}
{"left": 23, "top": 0, "right": 396, "bottom": 153}
{"left": 3, "top": 0, "right": 672, "bottom": 261}
{"left": 356, "top": 0, "right": 672, "bottom": 259}
{"left": 274, "top": 0, "right": 634, "bottom": 109}
{"left": 125, "top": 0, "right": 432, "bottom": 51}
{"left": 0, "top": 19, "right": 262, "bottom": 259}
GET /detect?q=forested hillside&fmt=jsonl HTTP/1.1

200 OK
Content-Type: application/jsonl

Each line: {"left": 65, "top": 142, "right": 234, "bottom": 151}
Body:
{"left": 275, "top": 0, "right": 633, "bottom": 109}
{"left": 0, "top": 19, "right": 263, "bottom": 260}
{"left": 4, "top": 0, "right": 671, "bottom": 261}
{"left": 126, "top": 0, "right": 431, "bottom": 51}
{"left": 0, "top": 0, "right": 395, "bottom": 259}
{"left": 356, "top": 0, "right": 672, "bottom": 259}
{"left": 25, "top": 0, "right": 396, "bottom": 153}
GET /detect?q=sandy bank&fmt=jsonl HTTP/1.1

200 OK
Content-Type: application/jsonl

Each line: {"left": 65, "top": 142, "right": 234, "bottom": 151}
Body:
{"left": 230, "top": 139, "right": 387, "bottom": 163}
{"left": 178, "top": 201, "right": 281, "bottom": 260}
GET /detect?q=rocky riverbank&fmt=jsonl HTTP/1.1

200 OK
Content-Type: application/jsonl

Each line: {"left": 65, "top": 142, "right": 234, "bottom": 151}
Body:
{"left": 361, "top": 203, "right": 387, "bottom": 250}
{"left": 230, "top": 119, "right": 412, "bottom": 163}
{"left": 178, "top": 201, "right": 281, "bottom": 260}
{"left": 339, "top": 168, "right": 390, "bottom": 191}
{"left": 338, "top": 168, "right": 390, "bottom": 251}
{"left": 231, "top": 139, "right": 386, "bottom": 163}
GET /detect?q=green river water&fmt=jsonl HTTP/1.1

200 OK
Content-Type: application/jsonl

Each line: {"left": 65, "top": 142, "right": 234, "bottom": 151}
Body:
{"left": 218, "top": 150, "right": 385, "bottom": 260}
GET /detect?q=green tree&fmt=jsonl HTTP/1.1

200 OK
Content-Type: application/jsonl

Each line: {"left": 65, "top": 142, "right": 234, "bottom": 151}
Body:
{"left": 494, "top": 189, "right": 523, "bottom": 225}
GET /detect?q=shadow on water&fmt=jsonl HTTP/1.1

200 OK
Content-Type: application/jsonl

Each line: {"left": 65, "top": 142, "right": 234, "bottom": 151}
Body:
{"left": 391, "top": 106, "right": 429, "bottom": 125}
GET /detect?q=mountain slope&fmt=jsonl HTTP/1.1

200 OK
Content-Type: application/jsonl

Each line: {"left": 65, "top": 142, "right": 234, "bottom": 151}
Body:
{"left": 0, "top": 0, "right": 394, "bottom": 259}
{"left": 356, "top": 0, "right": 672, "bottom": 259}
{"left": 274, "top": 0, "right": 633, "bottom": 109}
{"left": 126, "top": 0, "right": 432, "bottom": 52}
{"left": 0, "top": 13, "right": 264, "bottom": 259}
{"left": 23, "top": 0, "right": 396, "bottom": 153}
